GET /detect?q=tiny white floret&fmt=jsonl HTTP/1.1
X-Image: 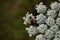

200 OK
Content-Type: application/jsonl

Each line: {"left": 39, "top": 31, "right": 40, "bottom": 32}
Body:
{"left": 23, "top": 12, "right": 35, "bottom": 25}
{"left": 56, "top": 18, "right": 60, "bottom": 26}
{"left": 55, "top": 31, "right": 60, "bottom": 38}
{"left": 26, "top": 26, "right": 38, "bottom": 37}
{"left": 53, "top": 38, "right": 60, "bottom": 40}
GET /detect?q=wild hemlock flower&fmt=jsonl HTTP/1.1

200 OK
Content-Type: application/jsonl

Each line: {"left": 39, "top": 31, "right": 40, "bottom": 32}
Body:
{"left": 44, "top": 30, "right": 54, "bottom": 38}
{"left": 37, "top": 24, "right": 48, "bottom": 33}
{"left": 35, "top": 2, "right": 47, "bottom": 14}
{"left": 23, "top": 0, "right": 60, "bottom": 40}
{"left": 26, "top": 26, "right": 38, "bottom": 37}
{"left": 47, "top": 10, "right": 57, "bottom": 18}
{"left": 45, "top": 17, "right": 55, "bottom": 27}
{"left": 23, "top": 12, "right": 35, "bottom": 25}
{"left": 56, "top": 18, "right": 60, "bottom": 26}
{"left": 36, "top": 14, "right": 46, "bottom": 24}
{"left": 50, "top": 2, "right": 59, "bottom": 12}
{"left": 50, "top": 25, "right": 59, "bottom": 33}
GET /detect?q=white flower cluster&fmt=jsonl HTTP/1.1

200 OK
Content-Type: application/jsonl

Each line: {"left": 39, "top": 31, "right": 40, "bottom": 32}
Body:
{"left": 56, "top": 18, "right": 60, "bottom": 26}
{"left": 26, "top": 26, "right": 38, "bottom": 37}
{"left": 23, "top": 1, "right": 60, "bottom": 40}
{"left": 47, "top": 10, "right": 56, "bottom": 18}
{"left": 50, "top": 2, "right": 59, "bottom": 12}
{"left": 53, "top": 31, "right": 60, "bottom": 40}
{"left": 23, "top": 12, "right": 35, "bottom": 25}
{"left": 37, "top": 24, "right": 48, "bottom": 34}
{"left": 35, "top": 2, "right": 47, "bottom": 14}
{"left": 36, "top": 14, "right": 46, "bottom": 24}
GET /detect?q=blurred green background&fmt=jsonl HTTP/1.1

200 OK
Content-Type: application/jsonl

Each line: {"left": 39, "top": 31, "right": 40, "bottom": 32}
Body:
{"left": 0, "top": 0, "right": 58, "bottom": 40}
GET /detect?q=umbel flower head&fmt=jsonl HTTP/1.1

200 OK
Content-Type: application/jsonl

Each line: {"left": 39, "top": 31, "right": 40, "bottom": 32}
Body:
{"left": 37, "top": 24, "right": 48, "bottom": 34}
{"left": 36, "top": 14, "right": 46, "bottom": 24}
{"left": 23, "top": 0, "right": 60, "bottom": 40}
{"left": 35, "top": 2, "right": 47, "bottom": 14}
{"left": 47, "top": 10, "right": 57, "bottom": 18}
